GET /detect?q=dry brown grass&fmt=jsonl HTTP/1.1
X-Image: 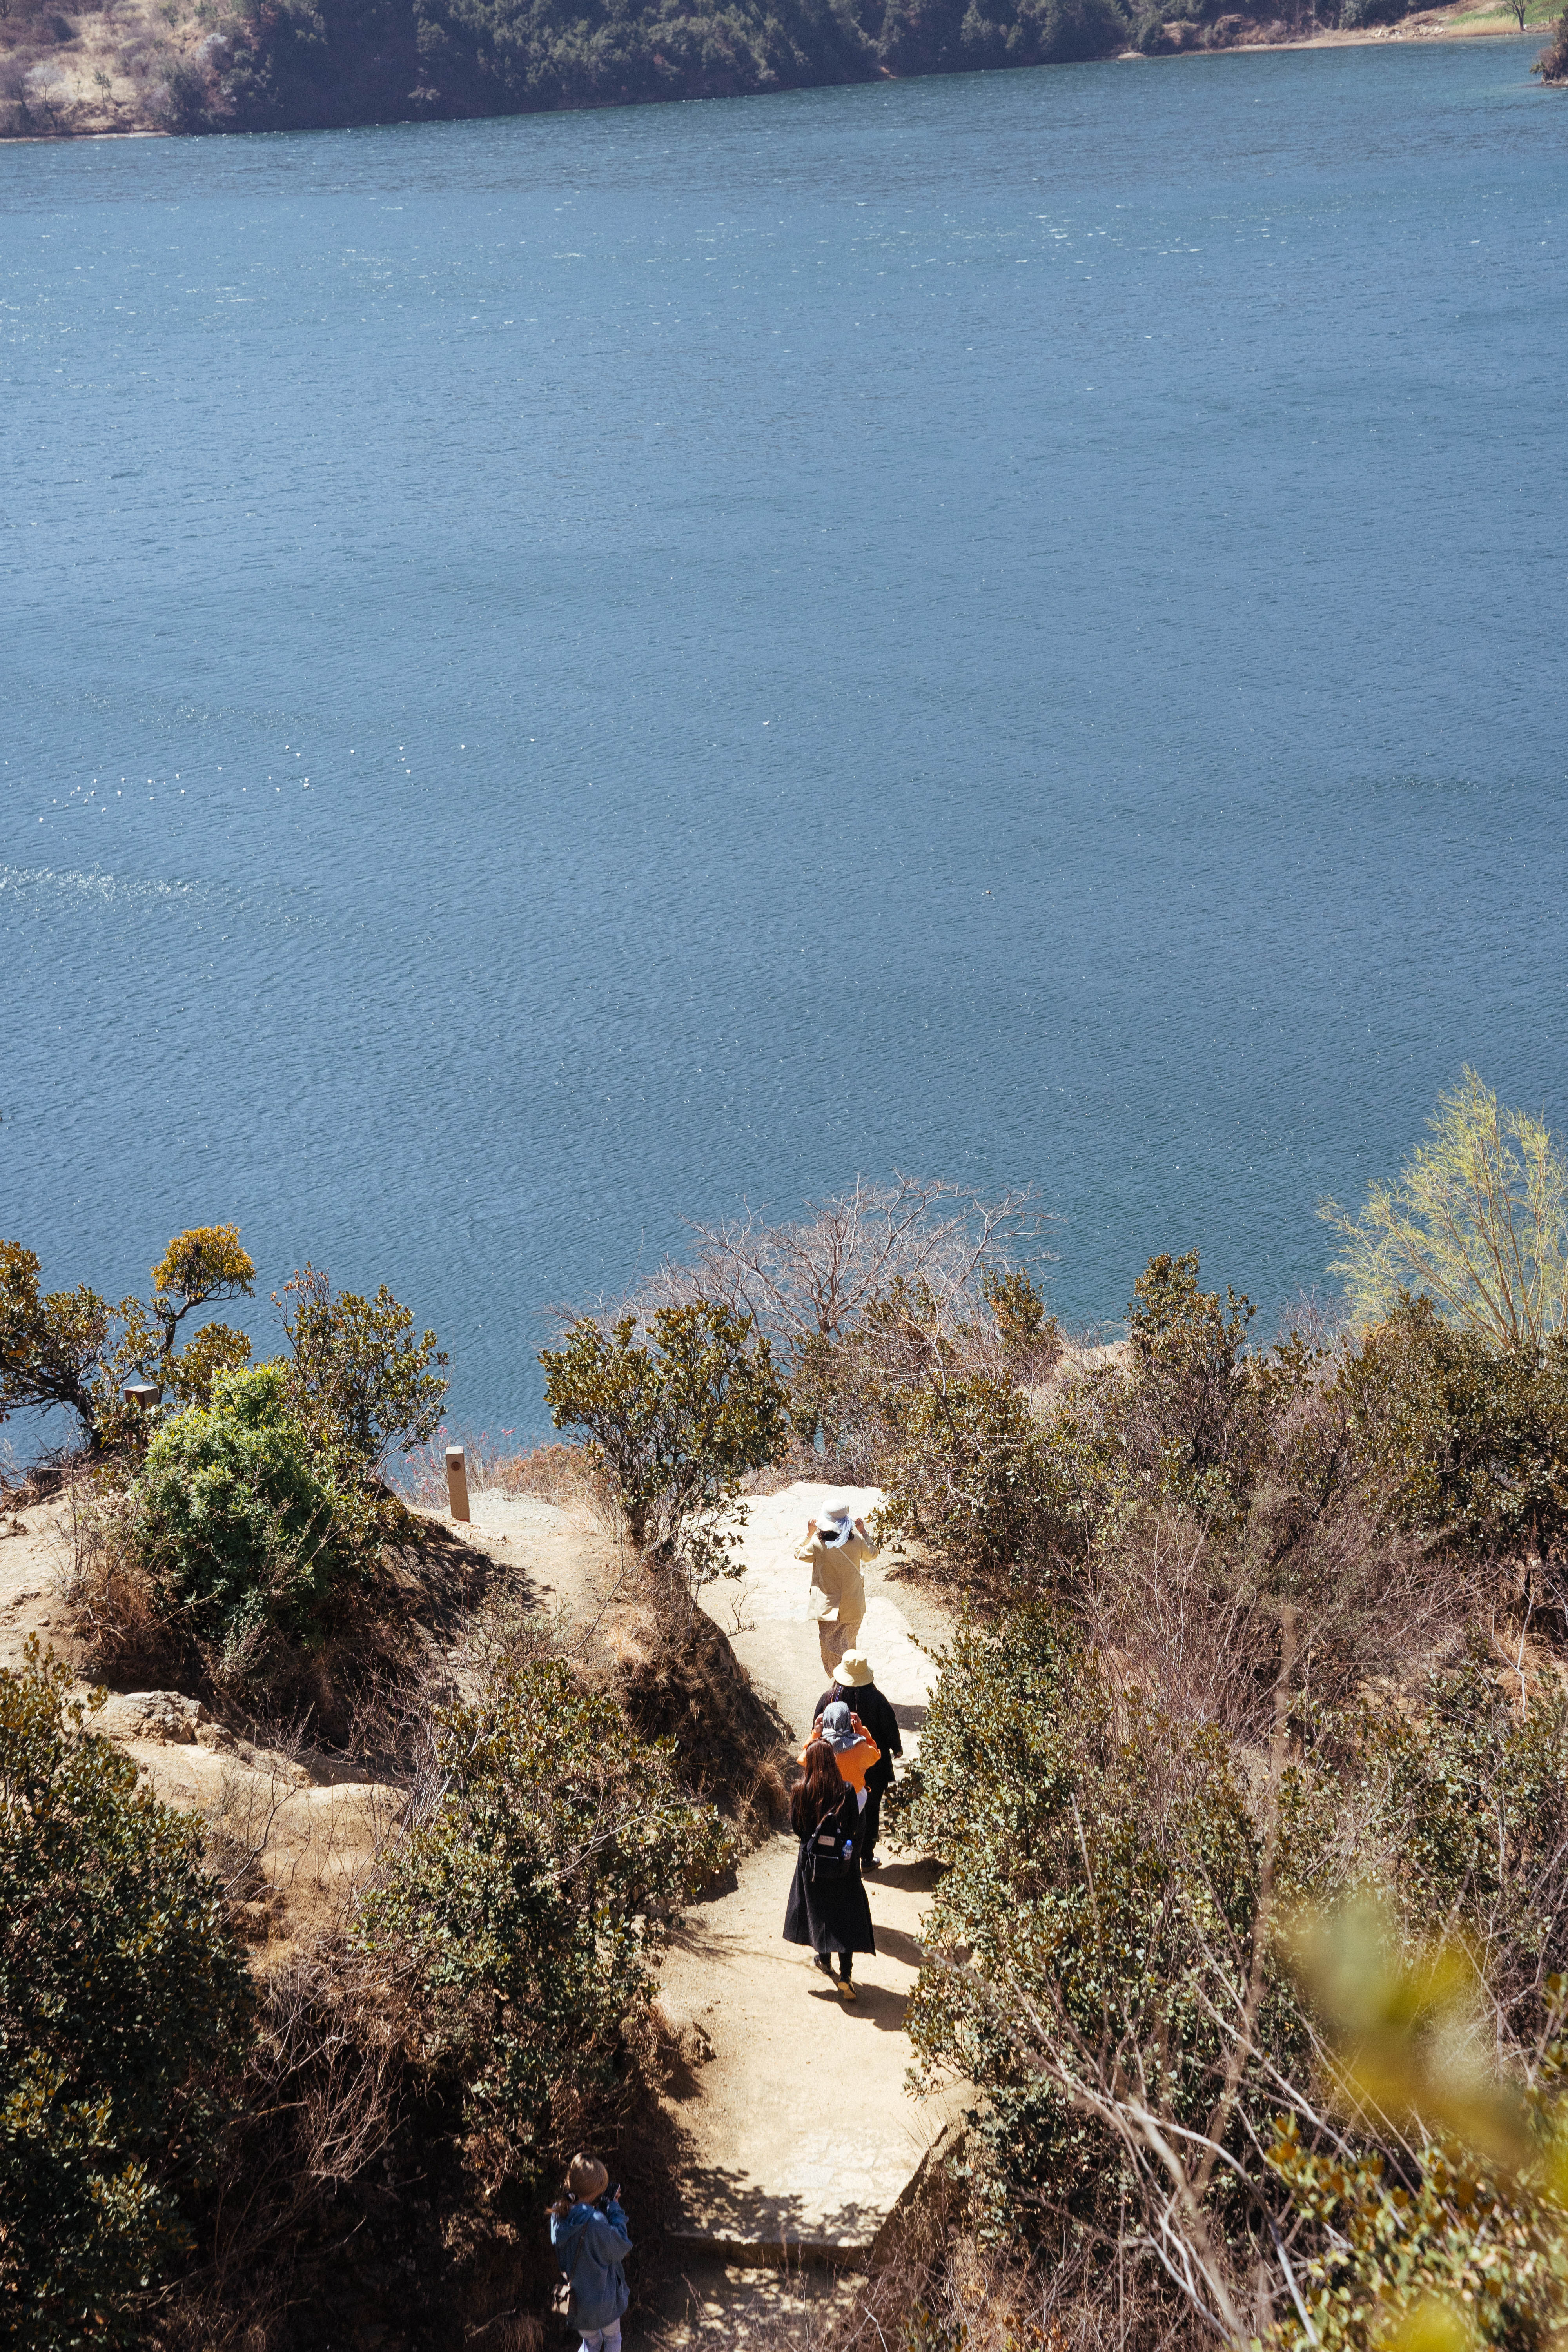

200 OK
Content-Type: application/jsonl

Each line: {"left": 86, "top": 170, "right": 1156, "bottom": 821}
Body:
{"left": 397, "top": 1433, "right": 609, "bottom": 1515}
{"left": 62, "top": 1464, "right": 183, "bottom": 1685}
{"left": 1079, "top": 1499, "right": 1473, "bottom": 1745}
{"left": 820, "top": 2134, "right": 1206, "bottom": 2352}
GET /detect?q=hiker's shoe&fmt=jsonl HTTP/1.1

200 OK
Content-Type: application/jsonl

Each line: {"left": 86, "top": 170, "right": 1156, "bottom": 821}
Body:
{"left": 862, "top": 1854, "right": 881, "bottom": 1870}
{"left": 837, "top": 1978, "right": 857, "bottom": 2003}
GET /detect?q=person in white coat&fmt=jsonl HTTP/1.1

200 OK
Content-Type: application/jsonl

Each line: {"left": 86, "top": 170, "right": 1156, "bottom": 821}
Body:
{"left": 794, "top": 1505, "right": 877, "bottom": 1674}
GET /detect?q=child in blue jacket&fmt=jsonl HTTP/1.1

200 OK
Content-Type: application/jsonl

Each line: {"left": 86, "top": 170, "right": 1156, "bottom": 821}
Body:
{"left": 549, "top": 2153, "right": 632, "bottom": 2352}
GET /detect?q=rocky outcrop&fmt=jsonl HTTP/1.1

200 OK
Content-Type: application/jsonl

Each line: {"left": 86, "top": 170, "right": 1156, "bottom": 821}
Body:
{"left": 95, "top": 1688, "right": 236, "bottom": 1749}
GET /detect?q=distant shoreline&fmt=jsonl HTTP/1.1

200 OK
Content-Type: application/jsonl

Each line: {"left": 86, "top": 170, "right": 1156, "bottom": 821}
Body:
{"left": 1118, "top": 10, "right": 1545, "bottom": 45}
{"left": 0, "top": 0, "right": 1553, "bottom": 148}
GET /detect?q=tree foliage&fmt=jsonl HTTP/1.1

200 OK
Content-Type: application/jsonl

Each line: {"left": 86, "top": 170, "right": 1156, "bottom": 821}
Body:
{"left": 274, "top": 1263, "right": 448, "bottom": 1481}
{"left": 1325, "top": 1071, "right": 1568, "bottom": 1350}
{"left": 0, "top": 1226, "right": 257, "bottom": 1453}
{"left": 0, "top": 1645, "right": 252, "bottom": 2351}
{"left": 354, "top": 1657, "right": 733, "bottom": 2180}
{"left": 0, "top": 1239, "right": 112, "bottom": 1445}
{"left": 1337, "top": 1296, "right": 1568, "bottom": 1561}
{"left": 540, "top": 1299, "right": 786, "bottom": 1554}
{"left": 188, "top": 0, "right": 1134, "bottom": 135}
{"left": 140, "top": 1223, "right": 256, "bottom": 1405}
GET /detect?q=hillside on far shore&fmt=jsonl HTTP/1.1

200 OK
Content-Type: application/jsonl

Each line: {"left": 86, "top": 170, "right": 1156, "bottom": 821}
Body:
{"left": 1, "top": 0, "right": 1560, "bottom": 144}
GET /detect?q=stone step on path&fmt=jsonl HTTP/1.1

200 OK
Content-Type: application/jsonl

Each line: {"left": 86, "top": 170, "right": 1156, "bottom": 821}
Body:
{"left": 656, "top": 1483, "right": 964, "bottom": 2280}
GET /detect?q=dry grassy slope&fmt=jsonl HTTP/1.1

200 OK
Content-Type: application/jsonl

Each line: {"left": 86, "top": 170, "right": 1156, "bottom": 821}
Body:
{"left": 0, "top": 0, "right": 245, "bottom": 139}
{"left": 0, "top": 1474, "right": 728, "bottom": 1968}
{"left": 1, "top": 1492, "right": 402, "bottom": 1956}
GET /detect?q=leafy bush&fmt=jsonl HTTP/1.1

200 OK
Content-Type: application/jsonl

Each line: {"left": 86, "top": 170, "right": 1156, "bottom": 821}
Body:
{"left": 0, "top": 1645, "right": 252, "bottom": 2350}
{"left": 889, "top": 1249, "right": 1311, "bottom": 1602}
{"left": 541, "top": 1299, "right": 786, "bottom": 1560}
{"left": 884, "top": 1599, "right": 1568, "bottom": 2345}
{"left": 1348, "top": 1659, "right": 1568, "bottom": 2018}
{"left": 889, "top": 1605, "right": 1307, "bottom": 2266}
{"left": 274, "top": 1263, "right": 448, "bottom": 1484}
{"left": 849, "top": 1274, "right": 1071, "bottom": 1590}
{"left": 355, "top": 1655, "right": 733, "bottom": 2181}
{"left": 1336, "top": 1294, "right": 1568, "bottom": 1561}
{"left": 130, "top": 1363, "right": 353, "bottom": 1668}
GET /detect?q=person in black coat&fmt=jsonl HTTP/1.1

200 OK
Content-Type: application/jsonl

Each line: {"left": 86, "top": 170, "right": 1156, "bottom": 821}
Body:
{"left": 782, "top": 1740, "right": 876, "bottom": 2002}
{"left": 812, "top": 1651, "right": 902, "bottom": 1869}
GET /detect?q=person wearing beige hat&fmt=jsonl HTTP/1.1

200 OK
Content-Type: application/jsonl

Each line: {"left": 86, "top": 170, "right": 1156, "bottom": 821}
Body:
{"left": 812, "top": 1650, "right": 902, "bottom": 1868}
{"left": 548, "top": 2153, "right": 632, "bottom": 2351}
{"left": 794, "top": 1505, "right": 877, "bottom": 1675}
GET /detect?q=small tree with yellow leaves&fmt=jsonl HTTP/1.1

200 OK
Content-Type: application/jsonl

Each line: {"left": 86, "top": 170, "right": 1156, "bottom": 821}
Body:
{"left": 1323, "top": 1071, "right": 1568, "bottom": 1350}
{"left": 1, "top": 1225, "right": 256, "bottom": 1455}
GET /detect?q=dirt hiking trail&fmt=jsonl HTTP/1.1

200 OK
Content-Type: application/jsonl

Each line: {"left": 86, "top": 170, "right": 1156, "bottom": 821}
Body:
{"left": 642, "top": 1485, "right": 964, "bottom": 2343}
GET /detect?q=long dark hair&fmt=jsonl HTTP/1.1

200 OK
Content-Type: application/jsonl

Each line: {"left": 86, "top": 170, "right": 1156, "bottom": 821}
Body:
{"left": 791, "top": 1740, "right": 848, "bottom": 1836}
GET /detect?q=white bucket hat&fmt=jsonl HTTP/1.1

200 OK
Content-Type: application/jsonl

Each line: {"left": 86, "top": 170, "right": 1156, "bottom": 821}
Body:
{"left": 832, "top": 1651, "right": 874, "bottom": 1688}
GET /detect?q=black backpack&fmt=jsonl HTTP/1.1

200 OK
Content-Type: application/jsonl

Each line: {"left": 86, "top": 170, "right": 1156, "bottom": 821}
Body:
{"left": 802, "top": 1806, "right": 856, "bottom": 1882}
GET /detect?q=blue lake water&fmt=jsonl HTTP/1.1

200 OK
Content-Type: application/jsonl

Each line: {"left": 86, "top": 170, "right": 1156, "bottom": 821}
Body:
{"left": 2, "top": 39, "right": 1565, "bottom": 1441}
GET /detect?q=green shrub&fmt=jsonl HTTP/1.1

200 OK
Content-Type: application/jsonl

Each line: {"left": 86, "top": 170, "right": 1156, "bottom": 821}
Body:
{"left": 541, "top": 1299, "right": 786, "bottom": 1557}
{"left": 274, "top": 1263, "right": 448, "bottom": 1484}
{"left": 1029, "top": 1251, "right": 1307, "bottom": 1556}
{"left": 0, "top": 1644, "right": 252, "bottom": 2350}
{"left": 851, "top": 1276, "right": 1071, "bottom": 1590}
{"left": 131, "top": 1363, "right": 352, "bottom": 1665}
{"left": 1347, "top": 1659, "right": 1568, "bottom": 2013}
{"left": 355, "top": 1656, "right": 733, "bottom": 2181}
{"left": 889, "top": 1603, "right": 1568, "bottom": 2334}
{"left": 889, "top": 1606, "right": 1309, "bottom": 2236}
{"left": 1336, "top": 1295, "right": 1568, "bottom": 1560}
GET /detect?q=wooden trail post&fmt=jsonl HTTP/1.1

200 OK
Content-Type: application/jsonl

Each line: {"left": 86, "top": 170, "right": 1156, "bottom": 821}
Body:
{"left": 445, "top": 1445, "right": 470, "bottom": 1523}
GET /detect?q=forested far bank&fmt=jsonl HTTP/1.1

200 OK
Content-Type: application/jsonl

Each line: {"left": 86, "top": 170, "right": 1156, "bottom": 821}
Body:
{"left": 2, "top": 0, "right": 1560, "bottom": 142}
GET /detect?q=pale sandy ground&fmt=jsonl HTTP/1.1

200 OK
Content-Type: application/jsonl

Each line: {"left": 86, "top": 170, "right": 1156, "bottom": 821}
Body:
{"left": 639, "top": 1482, "right": 963, "bottom": 2348}
{"left": 657, "top": 1488, "right": 965, "bottom": 2238}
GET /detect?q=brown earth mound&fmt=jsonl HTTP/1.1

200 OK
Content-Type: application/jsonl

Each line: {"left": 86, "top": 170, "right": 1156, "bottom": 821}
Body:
{"left": 612, "top": 1572, "right": 793, "bottom": 1839}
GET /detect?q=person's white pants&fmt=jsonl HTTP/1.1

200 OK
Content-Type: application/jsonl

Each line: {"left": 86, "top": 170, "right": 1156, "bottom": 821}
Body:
{"left": 818, "top": 1615, "right": 864, "bottom": 1674}
{"left": 580, "top": 2327, "right": 622, "bottom": 2352}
